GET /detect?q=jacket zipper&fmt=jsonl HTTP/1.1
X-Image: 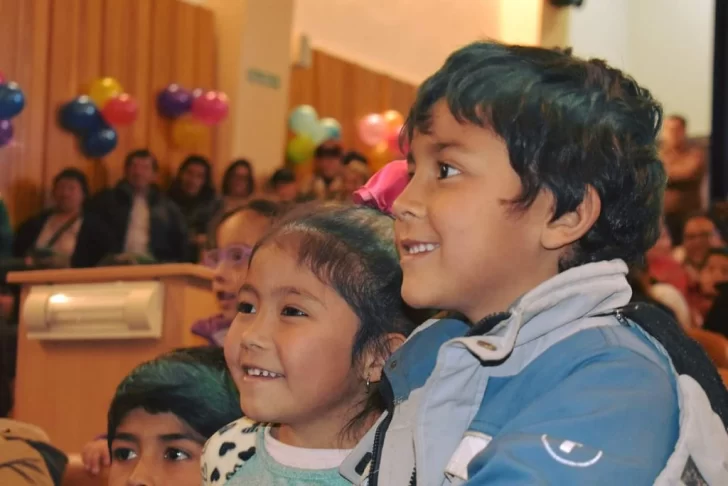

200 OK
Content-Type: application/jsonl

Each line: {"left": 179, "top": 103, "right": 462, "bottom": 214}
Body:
{"left": 367, "top": 373, "right": 395, "bottom": 486}
{"left": 408, "top": 467, "right": 417, "bottom": 485}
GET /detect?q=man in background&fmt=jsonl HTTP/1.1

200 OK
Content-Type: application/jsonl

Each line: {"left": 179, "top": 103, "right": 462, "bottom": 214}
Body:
{"left": 87, "top": 149, "right": 189, "bottom": 263}
{"left": 661, "top": 115, "right": 707, "bottom": 244}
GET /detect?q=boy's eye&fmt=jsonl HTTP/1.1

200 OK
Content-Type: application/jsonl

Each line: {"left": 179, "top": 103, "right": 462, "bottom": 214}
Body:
{"left": 281, "top": 306, "right": 307, "bottom": 317}
{"left": 112, "top": 447, "right": 137, "bottom": 462}
{"left": 237, "top": 302, "right": 256, "bottom": 314}
{"left": 164, "top": 448, "right": 191, "bottom": 462}
{"left": 437, "top": 162, "right": 462, "bottom": 179}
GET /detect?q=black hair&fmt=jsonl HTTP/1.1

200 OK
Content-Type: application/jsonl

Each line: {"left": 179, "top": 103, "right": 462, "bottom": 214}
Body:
{"left": 342, "top": 151, "right": 368, "bottom": 166}
{"left": 107, "top": 347, "right": 241, "bottom": 452}
{"left": 168, "top": 155, "right": 216, "bottom": 202}
{"left": 124, "top": 149, "right": 159, "bottom": 172}
{"left": 706, "top": 247, "right": 728, "bottom": 260}
{"left": 207, "top": 199, "right": 287, "bottom": 249}
{"left": 314, "top": 144, "right": 343, "bottom": 159}
{"left": 269, "top": 168, "right": 296, "bottom": 188}
{"left": 404, "top": 41, "right": 666, "bottom": 270}
{"left": 53, "top": 167, "right": 89, "bottom": 197}
{"left": 251, "top": 202, "right": 417, "bottom": 438}
{"left": 222, "top": 159, "right": 255, "bottom": 197}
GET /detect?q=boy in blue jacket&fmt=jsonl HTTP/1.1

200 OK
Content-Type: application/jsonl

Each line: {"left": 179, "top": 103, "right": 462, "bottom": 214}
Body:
{"left": 342, "top": 42, "right": 728, "bottom": 485}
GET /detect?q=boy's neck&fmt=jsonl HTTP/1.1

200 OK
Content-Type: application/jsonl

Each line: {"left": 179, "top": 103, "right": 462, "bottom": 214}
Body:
{"left": 463, "top": 262, "right": 558, "bottom": 324}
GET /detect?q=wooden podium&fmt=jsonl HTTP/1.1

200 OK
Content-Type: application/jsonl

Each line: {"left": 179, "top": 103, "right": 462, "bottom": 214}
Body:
{"left": 8, "top": 264, "right": 218, "bottom": 453}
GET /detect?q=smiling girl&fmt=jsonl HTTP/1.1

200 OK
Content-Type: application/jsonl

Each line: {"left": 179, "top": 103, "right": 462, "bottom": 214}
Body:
{"left": 201, "top": 203, "right": 417, "bottom": 485}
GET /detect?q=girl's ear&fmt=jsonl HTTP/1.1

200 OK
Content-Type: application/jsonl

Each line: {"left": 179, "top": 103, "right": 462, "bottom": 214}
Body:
{"left": 362, "top": 333, "right": 406, "bottom": 384}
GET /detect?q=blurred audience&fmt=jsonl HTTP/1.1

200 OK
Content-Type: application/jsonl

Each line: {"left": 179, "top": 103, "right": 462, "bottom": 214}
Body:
{"left": 340, "top": 159, "right": 371, "bottom": 202}
{"left": 269, "top": 167, "right": 300, "bottom": 203}
{"left": 661, "top": 115, "right": 706, "bottom": 244}
{"left": 14, "top": 168, "right": 113, "bottom": 268}
{"left": 301, "top": 142, "right": 344, "bottom": 200}
{"left": 677, "top": 213, "right": 722, "bottom": 283}
{"left": 168, "top": 155, "right": 218, "bottom": 261}
{"left": 86, "top": 149, "right": 188, "bottom": 263}
{"left": 219, "top": 158, "right": 255, "bottom": 212}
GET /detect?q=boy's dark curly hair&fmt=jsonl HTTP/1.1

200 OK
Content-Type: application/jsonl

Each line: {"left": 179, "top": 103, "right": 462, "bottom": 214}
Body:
{"left": 404, "top": 41, "right": 667, "bottom": 270}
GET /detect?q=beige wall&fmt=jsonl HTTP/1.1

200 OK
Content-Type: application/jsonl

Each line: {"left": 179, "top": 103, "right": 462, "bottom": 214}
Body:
{"left": 205, "top": 0, "right": 295, "bottom": 178}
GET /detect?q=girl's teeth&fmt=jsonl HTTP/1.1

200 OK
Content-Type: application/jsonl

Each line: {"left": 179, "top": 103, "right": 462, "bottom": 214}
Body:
{"left": 246, "top": 367, "right": 281, "bottom": 378}
{"left": 409, "top": 243, "right": 437, "bottom": 254}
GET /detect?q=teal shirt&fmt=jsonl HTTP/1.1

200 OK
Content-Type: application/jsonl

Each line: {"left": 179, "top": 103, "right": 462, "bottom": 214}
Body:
{"left": 226, "top": 427, "right": 350, "bottom": 486}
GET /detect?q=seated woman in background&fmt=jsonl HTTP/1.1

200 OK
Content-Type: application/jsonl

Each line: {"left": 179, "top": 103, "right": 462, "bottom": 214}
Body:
{"left": 168, "top": 155, "right": 219, "bottom": 261}
{"left": 219, "top": 159, "right": 255, "bottom": 212}
{"left": 207, "top": 159, "right": 256, "bottom": 240}
{"left": 13, "top": 168, "right": 113, "bottom": 268}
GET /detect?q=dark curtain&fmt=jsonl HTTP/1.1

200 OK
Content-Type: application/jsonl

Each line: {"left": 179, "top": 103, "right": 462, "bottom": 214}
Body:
{"left": 711, "top": 0, "right": 728, "bottom": 200}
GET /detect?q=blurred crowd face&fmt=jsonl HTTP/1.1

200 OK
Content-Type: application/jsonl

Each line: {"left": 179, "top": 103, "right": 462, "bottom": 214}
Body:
{"left": 699, "top": 253, "right": 728, "bottom": 297}
{"left": 662, "top": 116, "right": 686, "bottom": 149}
{"left": 341, "top": 163, "right": 370, "bottom": 201}
{"left": 683, "top": 217, "right": 721, "bottom": 267}
{"left": 228, "top": 165, "right": 252, "bottom": 198}
{"left": 315, "top": 143, "right": 343, "bottom": 180}
{"left": 53, "top": 177, "right": 84, "bottom": 214}
{"left": 126, "top": 155, "right": 157, "bottom": 192}
{"left": 274, "top": 181, "right": 298, "bottom": 203}
{"left": 180, "top": 162, "right": 207, "bottom": 197}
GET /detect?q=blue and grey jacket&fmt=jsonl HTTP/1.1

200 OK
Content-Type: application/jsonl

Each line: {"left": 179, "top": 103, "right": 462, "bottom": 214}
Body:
{"left": 341, "top": 260, "right": 728, "bottom": 485}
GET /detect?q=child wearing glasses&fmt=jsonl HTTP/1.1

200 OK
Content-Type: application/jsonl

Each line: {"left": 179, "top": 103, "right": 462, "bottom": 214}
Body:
{"left": 192, "top": 200, "right": 285, "bottom": 346}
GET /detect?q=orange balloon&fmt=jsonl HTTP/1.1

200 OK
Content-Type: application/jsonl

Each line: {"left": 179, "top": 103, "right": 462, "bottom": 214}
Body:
{"left": 383, "top": 110, "right": 404, "bottom": 132}
{"left": 368, "top": 141, "right": 394, "bottom": 172}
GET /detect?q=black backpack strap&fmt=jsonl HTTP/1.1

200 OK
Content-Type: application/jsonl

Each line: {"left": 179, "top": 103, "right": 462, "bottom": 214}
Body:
{"left": 616, "top": 302, "right": 728, "bottom": 429}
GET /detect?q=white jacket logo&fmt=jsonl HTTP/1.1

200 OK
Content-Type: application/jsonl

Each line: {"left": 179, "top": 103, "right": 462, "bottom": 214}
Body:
{"left": 541, "top": 435, "right": 603, "bottom": 468}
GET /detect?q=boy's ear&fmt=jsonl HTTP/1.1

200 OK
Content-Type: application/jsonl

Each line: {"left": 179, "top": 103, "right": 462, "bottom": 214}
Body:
{"left": 362, "top": 333, "right": 406, "bottom": 384}
{"left": 541, "top": 185, "right": 601, "bottom": 251}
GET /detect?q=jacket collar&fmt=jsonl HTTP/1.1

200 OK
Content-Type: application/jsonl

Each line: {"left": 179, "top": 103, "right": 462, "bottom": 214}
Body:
{"left": 462, "top": 259, "right": 632, "bottom": 361}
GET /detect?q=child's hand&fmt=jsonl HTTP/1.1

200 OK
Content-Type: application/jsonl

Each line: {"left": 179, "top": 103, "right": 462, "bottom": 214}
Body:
{"left": 81, "top": 438, "right": 110, "bottom": 474}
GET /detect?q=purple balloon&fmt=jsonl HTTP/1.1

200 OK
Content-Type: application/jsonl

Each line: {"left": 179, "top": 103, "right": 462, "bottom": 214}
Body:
{"left": 0, "top": 120, "right": 13, "bottom": 147}
{"left": 157, "top": 84, "right": 192, "bottom": 118}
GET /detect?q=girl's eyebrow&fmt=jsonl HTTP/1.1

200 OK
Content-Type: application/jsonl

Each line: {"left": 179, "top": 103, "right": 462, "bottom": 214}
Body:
{"left": 239, "top": 282, "right": 259, "bottom": 297}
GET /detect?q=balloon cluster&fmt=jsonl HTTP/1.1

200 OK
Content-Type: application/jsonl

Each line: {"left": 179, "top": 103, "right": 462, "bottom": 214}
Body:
{"left": 0, "top": 71, "right": 25, "bottom": 148}
{"left": 286, "top": 105, "right": 342, "bottom": 164}
{"left": 59, "top": 77, "right": 139, "bottom": 158}
{"left": 157, "top": 84, "right": 229, "bottom": 149}
{"left": 358, "top": 110, "right": 408, "bottom": 171}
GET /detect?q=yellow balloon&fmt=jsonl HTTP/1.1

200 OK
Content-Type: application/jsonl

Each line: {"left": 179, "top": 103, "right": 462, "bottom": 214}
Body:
{"left": 382, "top": 110, "right": 404, "bottom": 131}
{"left": 171, "top": 117, "right": 208, "bottom": 149}
{"left": 286, "top": 135, "right": 316, "bottom": 164}
{"left": 368, "top": 141, "right": 393, "bottom": 172}
{"left": 88, "top": 77, "right": 123, "bottom": 108}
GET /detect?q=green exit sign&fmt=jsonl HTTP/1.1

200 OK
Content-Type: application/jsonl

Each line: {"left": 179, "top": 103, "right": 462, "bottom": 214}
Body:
{"left": 247, "top": 68, "right": 280, "bottom": 89}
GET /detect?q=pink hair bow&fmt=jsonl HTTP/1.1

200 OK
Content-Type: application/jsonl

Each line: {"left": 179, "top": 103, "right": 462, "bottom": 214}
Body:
{"left": 352, "top": 160, "right": 409, "bottom": 216}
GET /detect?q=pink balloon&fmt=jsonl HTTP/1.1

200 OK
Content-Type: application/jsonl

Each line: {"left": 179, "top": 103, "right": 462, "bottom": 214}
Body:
{"left": 358, "top": 114, "right": 387, "bottom": 147}
{"left": 386, "top": 124, "right": 408, "bottom": 156}
{"left": 191, "top": 90, "right": 229, "bottom": 125}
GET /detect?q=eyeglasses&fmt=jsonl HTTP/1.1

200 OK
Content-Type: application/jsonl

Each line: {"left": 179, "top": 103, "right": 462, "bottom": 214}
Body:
{"left": 202, "top": 245, "right": 253, "bottom": 268}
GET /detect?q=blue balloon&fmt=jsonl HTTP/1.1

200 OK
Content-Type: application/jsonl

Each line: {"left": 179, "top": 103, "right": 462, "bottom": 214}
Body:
{"left": 0, "top": 82, "right": 25, "bottom": 119}
{"left": 288, "top": 105, "right": 318, "bottom": 135}
{"left": 60, "top": 96, "right": 103, "bottom": 135}
{"left": 320, "top": 117, "right": 342, "bottom": 140}
{"left": 81, "top": 127, "right": 118, "bottom": 158}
